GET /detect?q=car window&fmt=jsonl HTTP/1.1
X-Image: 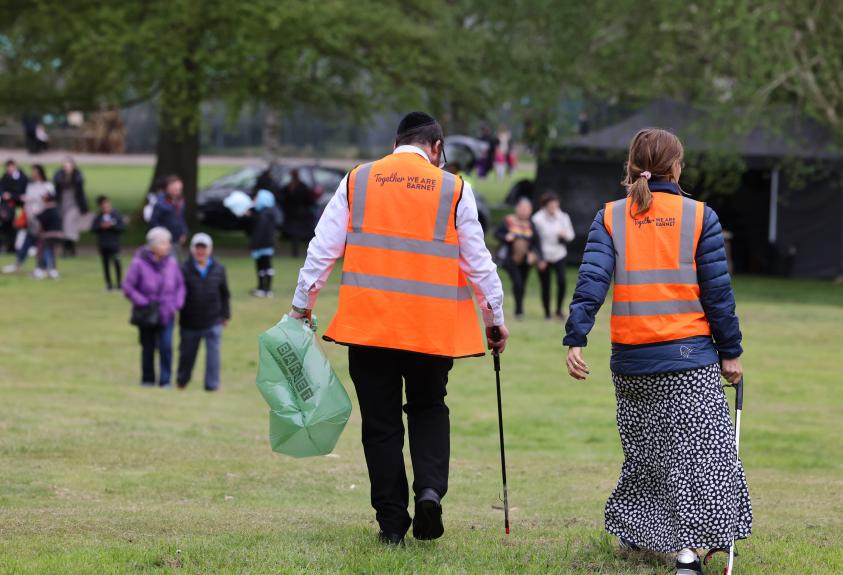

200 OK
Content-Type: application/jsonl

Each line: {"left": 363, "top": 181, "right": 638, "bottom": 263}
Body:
{"left": 271, "top": 166, "right": 315, "bottom": 188}
{"left": 298, "top": 169, "right": 315, "bottom": 187}
{"left": 313, "top": 168, "right": 343, "bottom": 192}
{"left": 212, "top": 167, "right": 260, "bottom": 190}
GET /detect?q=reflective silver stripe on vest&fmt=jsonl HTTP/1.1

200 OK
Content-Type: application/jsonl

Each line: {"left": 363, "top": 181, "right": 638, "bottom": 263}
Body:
{"left": 433, "top": 172, "right": 458, "bottom": 241}
{"left": 342, "top": 271, "right": 472, "bottom": 301}
{"left": 347, "top": 232, "right": 459, "bottom": 258}
{"left": 350, "top": 162, "right": 375, "bottom": 232}
{"left": 611, "top": 299, "right": 704, "bottom": 316}
{"left": 611, "top": 196, "right": 699, "bottom": 285}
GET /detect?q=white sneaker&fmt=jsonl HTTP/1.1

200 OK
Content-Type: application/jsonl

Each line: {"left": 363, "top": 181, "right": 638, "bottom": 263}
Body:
{"left": 2, "top": 264, "right": 19, "bottom": 274}
{"left": 48, "top": 269, "right": 60, "bottom": 280}
{"left": 675, "top": 549, "right": 703, "bottom": 575}
{"left": 32, "top": 268, "right": 47, "bottom": 279}
{"left": 250, "top": 289, "right": 266, "bottom": 298}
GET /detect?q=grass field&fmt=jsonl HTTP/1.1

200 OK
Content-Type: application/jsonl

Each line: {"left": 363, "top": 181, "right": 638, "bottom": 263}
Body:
{"left": 1, "top": 248, "right": 841, "bottom": 575}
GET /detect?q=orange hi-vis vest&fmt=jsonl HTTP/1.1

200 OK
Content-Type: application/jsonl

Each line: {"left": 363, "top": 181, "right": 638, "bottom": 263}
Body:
{"left": 323, "top": 152, "right": 485, "bottom": 358}
{"left": 604, "top": 193, "right": 712, "bottom": 345}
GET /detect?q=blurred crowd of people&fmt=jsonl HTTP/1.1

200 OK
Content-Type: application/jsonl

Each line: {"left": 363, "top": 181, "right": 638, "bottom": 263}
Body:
{"left": 1, "top": 157, "right": 91, "bottom": 278}
{"left": 477, "top": 126, "right": 517, "bottom": 180}
{"left": 495, "top": 192, "right": 575, "bottom": 320}
{"left": 1, "top": 150, "right": 575, "bottom": 389}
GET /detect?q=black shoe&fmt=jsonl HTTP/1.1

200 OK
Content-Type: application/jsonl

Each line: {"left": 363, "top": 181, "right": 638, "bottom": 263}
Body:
{"left": 675, "top": 556, "right": 704, "bottom": 575}
{"left": 412, "top": 489, "right": 444, "bottom": 541}
{"left": 377, "top": 531, "right": 404, "bottom": 546}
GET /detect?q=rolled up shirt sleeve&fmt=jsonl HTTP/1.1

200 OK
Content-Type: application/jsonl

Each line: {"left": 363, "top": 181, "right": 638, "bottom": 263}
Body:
{"left": 456, "top": 181, "right": 505, "bottom": 326}
{"left": 292, "top": 175, "right": 349, "bottom": 310}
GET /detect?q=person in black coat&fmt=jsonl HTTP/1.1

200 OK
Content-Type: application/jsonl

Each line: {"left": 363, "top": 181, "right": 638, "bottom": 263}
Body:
{"left": 494, "top": 196, "right": 543, "bottom": 320}
{"left": 91, "top": 195, "right": 126, "bottom": 291}
{"left": 177, "top": 233, "right": 230, "bottom": 391}
{"left": 278, "top": 168, "right": 315, "bottom": 257}
{"left": 1, "top": 159, "right": 29, "bottom": 253}
{"left": 52, "top": 158, "right": 88, "bottom": 257}
{"left": 246, "top": 189, "right": 278, "bottom": 297}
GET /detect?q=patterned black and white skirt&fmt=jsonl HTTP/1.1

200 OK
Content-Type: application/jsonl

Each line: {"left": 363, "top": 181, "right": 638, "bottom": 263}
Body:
{"left": 604, "top": 363, "right": 752, "bottom": 553}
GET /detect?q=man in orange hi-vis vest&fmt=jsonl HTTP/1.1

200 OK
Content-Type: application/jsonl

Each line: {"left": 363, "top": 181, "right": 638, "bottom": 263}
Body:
{"left": 289, "top": 112, "right": 509, "bottom": 545}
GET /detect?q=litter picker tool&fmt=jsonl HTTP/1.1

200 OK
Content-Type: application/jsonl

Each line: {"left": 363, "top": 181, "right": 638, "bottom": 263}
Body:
{"left": 491, "top": 326, "right": 510, "bottom": 535}
{"left": 703, "top": 376, "right": 744, "bottom": 575}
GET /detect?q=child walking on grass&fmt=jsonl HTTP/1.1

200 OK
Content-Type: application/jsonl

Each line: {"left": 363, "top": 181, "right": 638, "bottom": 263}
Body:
{"left": 91, "top": 195, "right": 126, "bottom": 291}
{"left": 247, "top": 189, "right": 278, "bottom": 298}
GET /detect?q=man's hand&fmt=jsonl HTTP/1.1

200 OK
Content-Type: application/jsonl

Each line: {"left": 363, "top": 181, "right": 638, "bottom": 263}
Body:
{"left": 566, "top": 347, "right": 590, "bottom": 380}
{"left": 721, "top": 357, "right": 743, "bottom": 385}
{"left": 537, "top": 260, "right": 548, "bottom": 272}
{"left": 289, "top": 307, "right": 311, "bottom": 321}
{"left": 486, "top": 324, "right": 509, "bottom": 354}
{"left": 222, "top": 319, "right": 230, "bottom": 328}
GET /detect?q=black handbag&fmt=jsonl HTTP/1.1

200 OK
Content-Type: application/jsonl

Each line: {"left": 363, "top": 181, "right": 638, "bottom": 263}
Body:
{"left": 130, "top": 302, "right": 160, "bottom": 327}
{"left": 130, "top": 274, "right": 165, "bottom": 327}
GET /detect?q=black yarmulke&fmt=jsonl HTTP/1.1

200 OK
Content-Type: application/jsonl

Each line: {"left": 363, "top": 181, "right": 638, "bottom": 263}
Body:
{"left": 397, "top": 112, "right": 437, "bottom": 136}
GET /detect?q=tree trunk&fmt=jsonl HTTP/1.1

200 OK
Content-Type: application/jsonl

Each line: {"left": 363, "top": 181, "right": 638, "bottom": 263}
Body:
{"left": 262, "top": 105, "right": 282, "bottom": 161}
{"left": 151, "top": 46, "right": 202, "bottom": 230}
{"left": 152, "top": 116, "right": 200, "bottom": 228}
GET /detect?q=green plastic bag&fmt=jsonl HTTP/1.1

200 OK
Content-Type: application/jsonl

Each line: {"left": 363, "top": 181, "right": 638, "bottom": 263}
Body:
{"left": 256, "top": 314, "right": 352, "bottom": 457}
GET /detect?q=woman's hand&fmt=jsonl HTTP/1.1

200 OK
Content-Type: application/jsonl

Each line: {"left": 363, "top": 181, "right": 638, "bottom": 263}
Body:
{"left": 537, "top": 260, "right": 548, "bottom": 272}
{"left": 505, "top": 232, "right": 515, "bottom": 242}
{"left": 566, "top": 347, "right": 590, "bottom": 380}
{"left": 721, "top": 357, "right": 743, "bottom": 385}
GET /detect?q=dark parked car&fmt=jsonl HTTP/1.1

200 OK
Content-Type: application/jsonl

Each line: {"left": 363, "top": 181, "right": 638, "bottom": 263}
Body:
{"left": 197, "top": 164, "right": 346, "bottom": 229}
{"left": 198, "top": 161, "right": 490, "bottom": 233}
{"left": 444, "top": 135, "right": 489, "bottom": 175}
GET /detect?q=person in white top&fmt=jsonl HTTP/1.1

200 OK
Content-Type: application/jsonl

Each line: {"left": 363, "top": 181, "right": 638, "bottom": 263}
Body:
{"left": 288, "top": 112, "right": 508, "bottom": 545}
{"left": 290, "top": 152, "right": 507, "bottom": 333}
{"left": 532, "top": 192, "right": 575, "bottom": 320}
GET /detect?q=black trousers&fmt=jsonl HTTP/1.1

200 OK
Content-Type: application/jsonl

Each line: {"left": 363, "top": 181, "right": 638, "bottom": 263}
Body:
{"left": 348, "top": 346, "right": 454, "bottom": 536}
{"left": 99, "top": 247, "right": 122, "bottom": 289}
{"left": 255, "top": 255, "right": 273, "bottom": 291}
{"left": 1, "top": 221, "right": 15, "bottom": 253}
{"left": 504, "top": 261, "right": 531, "bottom": 315}
{"left": 538, "top": 257, "right": 567, "bottom": 317}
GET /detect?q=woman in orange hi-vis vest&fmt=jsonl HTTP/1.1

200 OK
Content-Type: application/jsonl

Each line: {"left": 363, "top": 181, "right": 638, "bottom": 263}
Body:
{"left": 564, "top": 129, "right": 752, "bottom": 575}
{"left": 288, "top": 112, "right": 509, "bottom": 546}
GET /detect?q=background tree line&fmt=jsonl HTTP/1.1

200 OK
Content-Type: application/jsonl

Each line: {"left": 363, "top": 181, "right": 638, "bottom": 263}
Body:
{"left": 1, "top": 0, "right": 841, "bottom": 220}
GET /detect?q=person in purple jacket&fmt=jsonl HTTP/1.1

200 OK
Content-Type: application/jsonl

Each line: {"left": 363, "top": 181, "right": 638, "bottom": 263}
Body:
{"left": 122, "top": 226, "right": 185, "bottom": 387}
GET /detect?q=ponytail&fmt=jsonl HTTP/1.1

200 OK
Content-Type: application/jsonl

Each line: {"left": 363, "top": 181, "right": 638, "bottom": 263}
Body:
{"left": 628, "top": 175, "right": 652, "bottom": 217}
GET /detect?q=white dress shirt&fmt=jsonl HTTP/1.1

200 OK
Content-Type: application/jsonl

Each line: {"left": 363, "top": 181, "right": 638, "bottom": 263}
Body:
{"left": 292, "top": 145, "right": 505, "bottom": 326}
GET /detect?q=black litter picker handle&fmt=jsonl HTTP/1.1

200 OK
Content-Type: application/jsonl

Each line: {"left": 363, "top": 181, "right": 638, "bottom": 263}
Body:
{"left": 490, "top": 324, "right": 509, "bottom": 534}
{"left": 491, "top": 326, "right": 501, "bottom": 370}
{"left": 724, "top": 377, "right": 744, "bottom": 410}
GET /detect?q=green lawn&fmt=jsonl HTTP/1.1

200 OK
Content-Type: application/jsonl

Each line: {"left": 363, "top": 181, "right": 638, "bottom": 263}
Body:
{"left": 1, "top": 253, "right": 842, "bottom": 574}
